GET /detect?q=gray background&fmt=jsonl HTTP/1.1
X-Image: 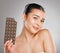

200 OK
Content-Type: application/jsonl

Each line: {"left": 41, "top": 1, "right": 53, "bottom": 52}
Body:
{"left": 0, "top": 0, "right": 60, "bottom": 53}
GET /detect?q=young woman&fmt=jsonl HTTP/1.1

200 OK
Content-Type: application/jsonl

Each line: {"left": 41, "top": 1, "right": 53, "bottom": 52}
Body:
{"left": 4, "top": 3, "right": 56, "bottom": 53}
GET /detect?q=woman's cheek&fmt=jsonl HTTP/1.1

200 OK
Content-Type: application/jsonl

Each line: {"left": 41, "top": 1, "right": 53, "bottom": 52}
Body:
{"left": 30, "top": 19, "right": 35, "bottom": 25}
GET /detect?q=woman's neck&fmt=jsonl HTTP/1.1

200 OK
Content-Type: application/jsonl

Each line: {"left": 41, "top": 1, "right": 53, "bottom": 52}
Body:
{"left": 20, "top": 26, "right": 35, "bottom": 42}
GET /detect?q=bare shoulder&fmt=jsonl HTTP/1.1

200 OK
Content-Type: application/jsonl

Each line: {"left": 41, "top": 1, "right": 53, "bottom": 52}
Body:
{"left": 39, "top": 29, "right": 50, "bottom": 35}
{"left": 39, "top": 29, "right": 50, "bottom": 33}
{"left": 38, "top": 29, "right": 52, "bottom": 39}
{"left": 41, "top": 28, "right": 51, "bottom": 37}
{"left": 15, "top": 35, "right": 23, "bottom": 48}
{"left": 15, "top": 35, "right": 21, "bottom": 44}
{"left": 40, "top": 29, "right": 56, "bottom": 53}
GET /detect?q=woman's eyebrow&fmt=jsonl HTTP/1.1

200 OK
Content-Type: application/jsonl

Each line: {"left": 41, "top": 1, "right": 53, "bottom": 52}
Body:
{"left": 34, "top": 15, "right": 40, "bottom": 18}
{"left": 42, "top": 18, "right": 45, "bottom": 20}
{"left": 34, "top": 15, "right": 45, "bottom": 20}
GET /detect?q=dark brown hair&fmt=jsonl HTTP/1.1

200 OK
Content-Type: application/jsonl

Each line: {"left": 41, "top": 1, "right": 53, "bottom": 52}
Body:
{"left": 24, "top": 3, "right": 45, "bottom": 15}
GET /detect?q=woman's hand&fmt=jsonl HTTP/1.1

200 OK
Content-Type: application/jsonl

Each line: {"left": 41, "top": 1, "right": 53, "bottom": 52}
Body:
{"left": 4, "top": 40, "right": 17, "bottom": 53}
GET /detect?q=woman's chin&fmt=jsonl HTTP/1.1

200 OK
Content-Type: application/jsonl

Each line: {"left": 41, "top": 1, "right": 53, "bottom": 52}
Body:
{"left": 31, "top": 30, "right": 39, "bottom": 34}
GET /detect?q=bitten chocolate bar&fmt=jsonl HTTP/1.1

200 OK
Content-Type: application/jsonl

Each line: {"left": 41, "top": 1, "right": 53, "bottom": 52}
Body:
{"left": 4, "top": 17, "right": 17, "bottom": 44}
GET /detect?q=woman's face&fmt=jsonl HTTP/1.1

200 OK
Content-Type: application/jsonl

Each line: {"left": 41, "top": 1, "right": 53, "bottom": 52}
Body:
{"left": 24, "top": 9, "right": 45, "bottom": 34}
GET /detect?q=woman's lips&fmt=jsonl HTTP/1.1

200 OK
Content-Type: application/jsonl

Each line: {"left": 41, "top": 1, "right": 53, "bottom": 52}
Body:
{"left": 33, "top": 26, "right": 39, "bottom": 30}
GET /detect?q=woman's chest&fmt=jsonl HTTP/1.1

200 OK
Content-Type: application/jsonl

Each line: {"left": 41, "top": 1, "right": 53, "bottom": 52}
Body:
{"left": 16, "top": 40, "right": 44, "bottom": 53}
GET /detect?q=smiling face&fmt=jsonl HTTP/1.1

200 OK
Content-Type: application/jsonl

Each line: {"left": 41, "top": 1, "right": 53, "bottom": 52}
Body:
{"left": 23, "top": 9, "right": 45, "bottom": 34}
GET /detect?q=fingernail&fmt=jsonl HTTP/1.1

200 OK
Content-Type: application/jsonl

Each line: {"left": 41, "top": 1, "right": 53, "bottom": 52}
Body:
{"left": 10, "top": 39, "right": 12, "bottom": 42}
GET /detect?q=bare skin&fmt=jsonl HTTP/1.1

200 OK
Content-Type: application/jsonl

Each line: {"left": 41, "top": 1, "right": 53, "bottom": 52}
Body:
{"left": 4, "top": 9, "right": 56, "bottom": 53}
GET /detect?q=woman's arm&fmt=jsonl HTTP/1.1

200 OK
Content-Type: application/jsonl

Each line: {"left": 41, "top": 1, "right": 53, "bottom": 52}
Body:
{"left": 43, "top": 29, "right": 56, "bottom": 53}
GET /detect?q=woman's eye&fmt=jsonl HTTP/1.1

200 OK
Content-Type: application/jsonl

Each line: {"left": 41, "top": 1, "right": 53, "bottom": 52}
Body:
{"left": 41, "top": 20, "right": 44, "bottom": 22}
{"left": 33, "top": 17, "right": 38, "bottom": 19}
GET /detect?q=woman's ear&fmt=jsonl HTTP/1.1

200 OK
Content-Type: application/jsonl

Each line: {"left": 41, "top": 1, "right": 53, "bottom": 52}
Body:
{"left": 22, "top": 13, "right": 27, "bottom": 22}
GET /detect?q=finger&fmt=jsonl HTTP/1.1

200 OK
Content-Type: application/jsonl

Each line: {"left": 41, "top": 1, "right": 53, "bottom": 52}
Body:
{"left": 8, "top": 43, "right": 13, "bottom": 50}
{"left": 4, "top": 40, "right": 9, "bottom": 47}
{"left": 7, "top": 39, "right": 13, "bottom": 46}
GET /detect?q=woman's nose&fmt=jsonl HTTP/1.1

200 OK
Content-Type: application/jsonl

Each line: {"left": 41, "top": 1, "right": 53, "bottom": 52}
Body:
{"left": 36, "top": 21, "right": 40, "bottom": 26}
{"left": 36, "top": 20, "right": 42, "bottom": 27}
